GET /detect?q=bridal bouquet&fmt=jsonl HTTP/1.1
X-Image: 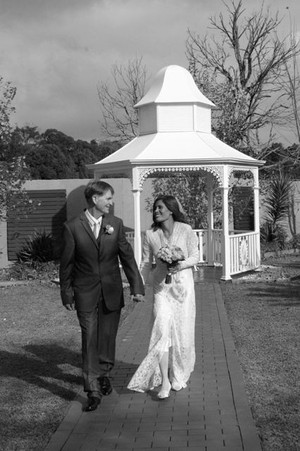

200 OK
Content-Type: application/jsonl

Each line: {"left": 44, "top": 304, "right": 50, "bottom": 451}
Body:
{"left": 157, "top": 245, "right": 185, "bottom": 284}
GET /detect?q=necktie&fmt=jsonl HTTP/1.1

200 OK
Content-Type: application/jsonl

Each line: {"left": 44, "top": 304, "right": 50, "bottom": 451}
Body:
{"left": 93, "top": 220, "right": 101, "bottom": 239}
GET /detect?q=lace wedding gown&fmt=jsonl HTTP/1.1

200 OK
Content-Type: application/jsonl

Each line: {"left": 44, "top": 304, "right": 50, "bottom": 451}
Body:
{"left": 127, "top": 221, "right": 199, "bottom": 392}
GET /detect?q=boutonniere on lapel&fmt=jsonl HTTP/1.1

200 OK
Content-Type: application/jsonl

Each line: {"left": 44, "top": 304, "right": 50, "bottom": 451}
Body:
{"left": 104, "top": 224, "right": 114, "bottom": 235}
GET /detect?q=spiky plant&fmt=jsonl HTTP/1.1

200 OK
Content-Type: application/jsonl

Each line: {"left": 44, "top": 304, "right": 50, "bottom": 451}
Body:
{"left": 261, "top": 172, "right": 292, "bottom": 251}
{"left": 17, "top": 230, "right": 56, "bottom": 265}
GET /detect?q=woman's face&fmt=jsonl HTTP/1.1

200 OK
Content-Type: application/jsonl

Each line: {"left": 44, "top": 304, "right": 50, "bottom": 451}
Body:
{"left": 153, "top": 200, "right": 172, "bottom": 223}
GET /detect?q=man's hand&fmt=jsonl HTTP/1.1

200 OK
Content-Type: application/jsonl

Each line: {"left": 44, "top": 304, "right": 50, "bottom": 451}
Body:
{"left": 132, "top": 294, "right": 144, "bottom": 303}
{"left": 64, "top": 303, "right": 75, "bottom": 311}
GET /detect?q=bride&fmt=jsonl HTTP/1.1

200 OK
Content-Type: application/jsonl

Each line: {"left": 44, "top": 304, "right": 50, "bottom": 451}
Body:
{"left": 127, "top": 195, "right": 199, "bottom": 398}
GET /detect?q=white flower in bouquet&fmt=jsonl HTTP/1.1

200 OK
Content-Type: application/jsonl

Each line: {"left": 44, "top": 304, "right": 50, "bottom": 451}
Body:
{"left": 157, "top": 245, "right": 185, "bottom": 283}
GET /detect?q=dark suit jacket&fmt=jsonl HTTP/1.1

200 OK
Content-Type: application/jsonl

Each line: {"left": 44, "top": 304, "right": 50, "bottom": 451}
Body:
{"left": 59, "top": 212, "right": 144, "bottom": 312}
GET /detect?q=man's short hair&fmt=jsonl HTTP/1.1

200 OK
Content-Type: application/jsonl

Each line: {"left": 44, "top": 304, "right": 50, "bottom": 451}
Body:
{"left": 84, "top": 180, "right": 114, "bottom": 203}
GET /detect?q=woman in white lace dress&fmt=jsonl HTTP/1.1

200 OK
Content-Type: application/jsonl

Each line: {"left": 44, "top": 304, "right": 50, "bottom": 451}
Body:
{"left": 127, "top": 195, "right": 198, "bottom": 398}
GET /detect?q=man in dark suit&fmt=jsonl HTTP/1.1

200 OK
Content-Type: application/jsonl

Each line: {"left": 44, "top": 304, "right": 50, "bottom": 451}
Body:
{"left": 60, "top": 180, "right": 144, "bottom": 412}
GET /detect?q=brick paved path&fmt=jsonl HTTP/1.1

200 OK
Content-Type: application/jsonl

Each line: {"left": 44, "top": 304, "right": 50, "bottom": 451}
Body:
{"left": 45, "top": 277, "right": 261, "bottom": 451}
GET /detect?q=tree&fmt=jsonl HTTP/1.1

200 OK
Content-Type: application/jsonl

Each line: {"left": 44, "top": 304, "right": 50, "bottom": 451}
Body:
{"left": 146, "top": 175, "right": 209, "bottom": 229}
{"left": 260, "top": 142, "right": 300, "bottom": 179}
{"left": 186, "top": 0, "right": 299, "bottom": 153}
{"left": 278, "top": 12, "right": 300, "bottom": 153}
{"left": 97, "top": 57, "right": 148, "bottom": 141}
{"left": 25, "top": 144, "right": 76, "bottom": 179}
{"left": 92, "top": 140, "right": 121, "bottom": 162}
{"left": 0, "top": 77, "right": 16, "bottom": 144}
{"left": 10, "top": 126, "right": 120, "bottom": 179}
{"left": 71, "top": 140, "right": 102, "bottom": 178}
{"left": 0, "top": 77, "right": 29, "bottom": 221}
{"left": 11, "top": 126, "right": 41, "bottom": 147}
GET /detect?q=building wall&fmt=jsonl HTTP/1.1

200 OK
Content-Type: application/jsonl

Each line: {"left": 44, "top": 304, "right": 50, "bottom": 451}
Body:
{"left": 0, "top": 178, "right": 154, "bottom": 267}
{"left": 7, "top": 189, "right": 66, "bottom": 261}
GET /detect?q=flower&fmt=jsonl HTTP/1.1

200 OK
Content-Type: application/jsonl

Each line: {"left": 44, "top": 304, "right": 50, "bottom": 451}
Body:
{"left": 157, "top": 245, "right": 185, "bottom": 284}
{"left": 105, "top": 224, "right": 114, "bottom": 235}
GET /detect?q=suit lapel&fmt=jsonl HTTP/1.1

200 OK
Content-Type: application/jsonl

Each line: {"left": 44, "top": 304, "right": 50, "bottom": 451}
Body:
{"left": 99, "top": 216, "right": 108, "bottom": 248}
{"left": 100, "top": 216, "right": 108, "bottom": 236}
{"left": 80, "top": 213, "right": 99, "bottom": 247}
{"left": 80, "top": 213, "right": 112, "bottom": 250}
{"left": 99, "top": 216, "right": 115, "bottom": 253}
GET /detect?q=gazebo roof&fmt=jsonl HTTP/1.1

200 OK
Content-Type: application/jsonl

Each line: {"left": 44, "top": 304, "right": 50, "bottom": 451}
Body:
{"left": 90, "top": 132, "right": 261, "bottom": 172}
{"left": 88, "top": 65, "right": 263, "bottom": 177}
{"left": 135, "top": 65, "right": 215, "bottom": 107}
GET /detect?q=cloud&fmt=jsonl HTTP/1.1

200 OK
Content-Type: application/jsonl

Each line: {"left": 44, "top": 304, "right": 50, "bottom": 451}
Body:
{"left": 1, "top": 0, "right": 299, "bottom": 141}
{"left": 1, "top": 0, "right": 208, "bottom": 139}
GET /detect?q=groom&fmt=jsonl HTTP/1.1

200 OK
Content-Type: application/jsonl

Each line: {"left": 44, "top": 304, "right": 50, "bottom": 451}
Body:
{"left": 60, "top": 180, "right": 144, "bottom": 411}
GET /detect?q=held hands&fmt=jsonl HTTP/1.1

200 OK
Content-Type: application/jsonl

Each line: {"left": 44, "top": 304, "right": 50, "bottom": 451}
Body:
{"left": 132, "top": 294, "right": 144, "bottom": 303}
{"left": 168, "top": 262, "right": 183, "bottom": 274}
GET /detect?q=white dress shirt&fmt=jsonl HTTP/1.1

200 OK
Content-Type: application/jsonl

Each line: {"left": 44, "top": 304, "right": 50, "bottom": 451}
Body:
{"left": 85, "top": 209, "right": 103, "bottom": 239}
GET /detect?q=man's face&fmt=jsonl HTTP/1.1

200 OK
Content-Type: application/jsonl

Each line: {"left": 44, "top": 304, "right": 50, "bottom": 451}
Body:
{"left": 92, "top": 190, "right": 114, "bottom": 215}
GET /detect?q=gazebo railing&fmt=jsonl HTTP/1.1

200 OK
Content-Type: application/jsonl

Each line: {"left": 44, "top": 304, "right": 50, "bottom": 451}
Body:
{"left": 125, "top": 231, "right": 135, "bottom": 249}
{"left": 229, "top": 231, "right": 260, "bottom": 275}
{"left": 126, "top": 229, "right": 260, "bottom": 275}
{"left": 193, "top": 229, "right": 223, "bottom": 265}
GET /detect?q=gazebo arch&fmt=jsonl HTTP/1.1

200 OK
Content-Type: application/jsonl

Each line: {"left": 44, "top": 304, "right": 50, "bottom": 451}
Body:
{"left": 88, "top": 65, "right": 264, "bottom": 280}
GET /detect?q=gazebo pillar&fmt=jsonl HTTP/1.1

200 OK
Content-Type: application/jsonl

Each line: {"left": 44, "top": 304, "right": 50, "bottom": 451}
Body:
{"left": 221, "top": 166, "right": 231, "bottom": 281}
{"left": 206, "top": 173, "right": 214, "bottom": 266}
{"left": 131, "top": 168, "right": 142, "bottom": 265}
{"left": 253, "top": 167, "right": 261, "bottom": 264}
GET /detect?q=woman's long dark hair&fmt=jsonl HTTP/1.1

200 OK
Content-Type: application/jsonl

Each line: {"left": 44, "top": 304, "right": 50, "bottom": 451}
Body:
{"left": 152, "top": 195, "right": 188, "bottom": 229}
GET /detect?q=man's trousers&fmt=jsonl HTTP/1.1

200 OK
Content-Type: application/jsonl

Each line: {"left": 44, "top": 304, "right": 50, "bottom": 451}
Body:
{"left": 76, "top": 293, "right": 121, "bottom": 398}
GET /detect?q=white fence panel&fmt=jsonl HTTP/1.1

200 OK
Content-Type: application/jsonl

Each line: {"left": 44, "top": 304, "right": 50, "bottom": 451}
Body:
{"left": 125, "top": 231, "right": 135, "bottom": 250}
{"left": 229, "top": 232, "right": 260, "bottom": 275}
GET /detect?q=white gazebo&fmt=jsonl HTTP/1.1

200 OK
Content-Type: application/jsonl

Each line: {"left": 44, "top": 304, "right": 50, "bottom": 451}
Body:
{"left": 88, "top": 65, "right": 264, "bottom": 280}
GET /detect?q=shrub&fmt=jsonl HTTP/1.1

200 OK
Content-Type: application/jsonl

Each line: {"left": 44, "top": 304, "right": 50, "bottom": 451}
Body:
{"left": 260, "top": 171, "right": 292, "bottom": 254}
{"left": 260, "top": 221, "right": 287, "bottom": 254}
{"left": 289, "top": 234, "right": 300, "bottom": 250}
{"left": 17, "top": 230, "right": 57, "bottom": 265}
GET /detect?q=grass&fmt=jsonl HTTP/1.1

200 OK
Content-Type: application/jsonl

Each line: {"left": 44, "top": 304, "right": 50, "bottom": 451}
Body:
{"left": 221, "top": 254, "right": 300, "bottom": 451}
{"left": 0, "top": 280, "right": 134, "bottom": 451}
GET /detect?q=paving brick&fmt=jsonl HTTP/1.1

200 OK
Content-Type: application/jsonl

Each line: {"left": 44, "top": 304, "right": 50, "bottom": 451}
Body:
{"left": 60, "top": 434, "right": 87, "bottom": 451}
{"left": 44, "top": 431, "right": 70, "bottom": 451}
{"left": 132, "top": 448, "right": 168, "bottom": 451}
{"left": 134, "top": 436, "right": 155, "bottom": 447}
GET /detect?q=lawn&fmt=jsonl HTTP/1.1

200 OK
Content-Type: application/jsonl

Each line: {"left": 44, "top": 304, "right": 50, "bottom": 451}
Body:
{"left": 221, "top": 254, "right": 300, "bottom": 451}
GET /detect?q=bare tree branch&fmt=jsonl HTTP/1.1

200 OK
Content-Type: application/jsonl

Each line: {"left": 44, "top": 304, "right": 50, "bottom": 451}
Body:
{"left": 186, "top": 0, "right": 300, "bottom": 151}
{"left": 97, "top": 57, "right": 148, "bottom": 142}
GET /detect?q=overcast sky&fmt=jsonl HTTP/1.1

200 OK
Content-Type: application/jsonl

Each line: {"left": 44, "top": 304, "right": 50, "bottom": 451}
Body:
{"left": 1, "top": 0, "right": 299, "bottom": 143}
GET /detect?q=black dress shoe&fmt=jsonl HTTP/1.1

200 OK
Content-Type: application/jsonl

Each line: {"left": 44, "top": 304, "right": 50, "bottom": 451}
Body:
{"left": 84, "top": 396, "right": 101, "bottom": 412}
{"left": 99, "top": 376, "right": 113, "bottom": 396}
